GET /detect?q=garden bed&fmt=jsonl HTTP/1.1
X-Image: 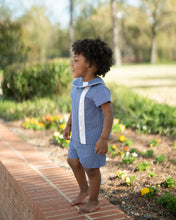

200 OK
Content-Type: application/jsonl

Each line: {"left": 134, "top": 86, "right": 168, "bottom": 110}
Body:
{"left": 4, "top": 119, "right": 176, "bottom": 220}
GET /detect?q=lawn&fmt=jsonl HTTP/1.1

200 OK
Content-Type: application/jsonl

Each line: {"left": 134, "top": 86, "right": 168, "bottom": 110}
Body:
{"left": 105, "top": 64, "right": 176, "bottom": 106}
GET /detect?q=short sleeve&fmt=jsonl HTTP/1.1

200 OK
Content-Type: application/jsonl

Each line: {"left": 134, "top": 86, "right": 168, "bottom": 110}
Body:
{"left": 92, "top": 84, "right": 111, "bottom": 107}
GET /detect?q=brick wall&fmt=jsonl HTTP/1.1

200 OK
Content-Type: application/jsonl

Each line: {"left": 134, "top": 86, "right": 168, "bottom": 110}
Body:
{"left": 0, "top": 122, "right": 132, "bottom": 220}
{"left": 0, "top": 161, "right": 35, "bottom": 220}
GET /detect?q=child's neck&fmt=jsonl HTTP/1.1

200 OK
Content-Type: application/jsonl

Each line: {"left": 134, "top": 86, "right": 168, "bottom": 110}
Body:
{"left": 82, "top": 75, "right": 96, "bottom": 82}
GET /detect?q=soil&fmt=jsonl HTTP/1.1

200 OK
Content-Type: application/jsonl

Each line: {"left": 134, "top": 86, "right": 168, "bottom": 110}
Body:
{"left": 3, "top": 120, "right": 176, "bottom": 220}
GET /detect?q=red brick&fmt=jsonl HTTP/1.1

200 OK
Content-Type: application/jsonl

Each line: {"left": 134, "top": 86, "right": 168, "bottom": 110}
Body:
{"left": 0, "top": 121, "right": 131, "bottom": 220}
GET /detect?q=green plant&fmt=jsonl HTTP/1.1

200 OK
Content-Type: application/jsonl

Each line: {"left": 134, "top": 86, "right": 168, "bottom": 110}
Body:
{"left": 130, "top": 148, "right": 137, "bottom": 153}
{"left": 125, "top": 138, "right": 133, "bottom": 146}
{"left": 108, "top": 144, "right": 120, "bottom": 158}
{"left": 173, "top": 159, "right": 176, "bottom": 164}
{"left": 53, "top": 131, "right": 70, "bottom": 148}
{"left": 137, "top": 161, "right": 150, "bottom": 171}
{"left": 141, "top": 186, "right": 158, "bottom": 199}
{"left": 145, "top": 149, "right": 154, "bottom": 157}
{"left": 155, "top": 154, "right": 167, "bottom": 163}
{"left": 174, "top": 140, "right": 176, "bottom": 147}
{"left": 157, "top": 191, "right": 176, "bottom": 213}
{"left": 148, "top": 171, "right": 156, "bottom": 178}
{"left": 164, "top": 177, "right": 175, "bottom": 188}
{"left": 0, "top": 93, "right": 71, "bottom": 121}
{"left": 122, "top": 156, "right": 135, "bottom": 164}
{"left": 110, "top": 84, "right": 176, "bottom": 138}
{"left": 112, "top": 118, "right": 126, "bottom": 133}
{"left": 138, "top": 151, "right": 145, "bottom": 156}
{"left": 149, "top": 139, "right": 160, "bottom": 147}
{"left": 125, "top": 176, "right": 136, "bottom": 186}
{"left": 111, "top": 151, "right": 118, "bottom": 158}
{"left": 2, "top": 59, "right": 72, "bottom": 101}
{"left": 116, "top": 171, "right": 126, "bottom": 179}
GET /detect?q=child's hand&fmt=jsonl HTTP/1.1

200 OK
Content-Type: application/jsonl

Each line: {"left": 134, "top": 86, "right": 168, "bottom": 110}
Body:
{"left": 63, "top": 125, "right": 71, "bottom": 140}
{"left": 95, "top": 137, "right": 108, "bottom": 155}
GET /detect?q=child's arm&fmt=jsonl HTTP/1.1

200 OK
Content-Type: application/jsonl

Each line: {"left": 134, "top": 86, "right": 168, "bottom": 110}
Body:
{"left": 63, "top": 112, "right": 72, "bottom": 140}
{"left": 95, "top": 102, "right": 113, "bottom": 155}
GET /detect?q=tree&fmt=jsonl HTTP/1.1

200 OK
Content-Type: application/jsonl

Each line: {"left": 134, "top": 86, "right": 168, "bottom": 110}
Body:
{"left": 141, "top": 0, "right": 176, "bottom": 63}
{"left": 111, "top": 0, "right": 121, "bottom": 66}
{"left": 0, "top": 19, "right": 27, "bottom": 68}
{"left": 0, "top": 0, "right": 11, "bottom": 21}
{"left": 69, "top": 0, "right": 74, "bottom": 55}
{"left": 19, "top": 6, "right": 53, "bottom": 61}
{"left": 74, "top": 3, "right": 112, "bottom": 46}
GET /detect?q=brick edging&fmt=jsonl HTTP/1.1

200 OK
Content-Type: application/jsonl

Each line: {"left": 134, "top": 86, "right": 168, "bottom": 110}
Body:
{"left": 0, "top": 122, "right": 133, "bottom": 220}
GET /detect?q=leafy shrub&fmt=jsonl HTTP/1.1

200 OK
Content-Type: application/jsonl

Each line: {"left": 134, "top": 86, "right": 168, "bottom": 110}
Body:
{"left": 164, "top": 177, "right": 175, "bottom": 188}
{"left": 2, "top": 59, "right": 72, "bottom": 101}
{"left": 130, "top": 148, "right": 137, "bottom": 153}
{"left": 155, "top": 154, "right": 167, "bottom": 163}
{"left": 110, "top": 84, "right": 176, "bottom": 138}
{"left": 0, "top": 94, "right": 71, "bottom": 121}
{"left": 157, "top": 191, "right": 176, "bottom": 213}
{"left": 145, "top": 149, "right": 154, "bottom": 157}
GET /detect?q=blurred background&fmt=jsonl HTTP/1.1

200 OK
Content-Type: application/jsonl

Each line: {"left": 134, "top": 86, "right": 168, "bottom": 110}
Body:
{"left": 1, "top": 0, "right": 176, "bottom": 67}
{"left": 0, "top": 0, "right": 176, "bottom": 121}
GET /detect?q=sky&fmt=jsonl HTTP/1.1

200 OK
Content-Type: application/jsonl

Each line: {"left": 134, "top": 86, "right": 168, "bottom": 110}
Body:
{"left": 4, "top": 0, "right": 140, "bottom": 27}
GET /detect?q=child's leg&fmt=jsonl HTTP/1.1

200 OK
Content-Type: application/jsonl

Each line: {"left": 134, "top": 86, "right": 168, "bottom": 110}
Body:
{"left": 79, "top": 167, "right": 101, "bottom": 213}
{"left": 67, "top": 158, "right": 89, "bottom": 205}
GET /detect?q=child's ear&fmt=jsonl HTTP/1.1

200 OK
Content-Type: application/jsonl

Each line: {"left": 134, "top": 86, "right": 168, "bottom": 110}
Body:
{"left": 89, "top": 61, "right": 93, "bottom": 68}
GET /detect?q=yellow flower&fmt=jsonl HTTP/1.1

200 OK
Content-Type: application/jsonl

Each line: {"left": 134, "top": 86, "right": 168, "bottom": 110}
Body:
{"left": 158, "top": 184, "right": 160, "bottom": 188}
{"left": 50, "top": 116, "right": 54, "bottom": 121}
{"left": 141, "top": 187, "right": 150, "bottom": 196}
{"left": 112, "top": 144, "right": 117, "bottom": 150}
{"left": 60, "top": 123, "right": 66, "bottom": 130}
{"left": 119, "top": 135, "right": 126, "bottom": 142}
{"left": 116, "top": 170, "right": 121, "bottom": 176}
{"left": 157, "top": 139, "right": 161, "bottom": 143}
{"left": 66, "top": 140, "right": 70, "bottom": 144}
{"left": 150, "top": 143, "right": 153, "bottom": 147}
{"left": 114, "top": 118, "right": 119, "bottom": 124}
{"left": 23, "top": 122, "right": 26, "bottom": 127}
{"left": 25, "top": 117, "right": 30, "bottom": 123}
{"left": 120, "top": 124, "right": 126, "bottom": 132}
{"left": 39, "top": 123, "right": 45, "bottom": 128}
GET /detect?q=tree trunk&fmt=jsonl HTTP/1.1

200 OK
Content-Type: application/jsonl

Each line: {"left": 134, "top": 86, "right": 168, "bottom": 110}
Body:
{"left": 69, "top": 0, "right": 74, "bottom": 56}
{"left": 151, "top": 34, "right": 157, "bottom": 64}
{"left": 111, "top": 0, "right": 121, "bottom": 66}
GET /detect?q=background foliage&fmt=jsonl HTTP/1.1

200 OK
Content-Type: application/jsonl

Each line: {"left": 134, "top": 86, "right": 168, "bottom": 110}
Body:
{"left": 0, "top": 0, "right": 176, "bottom": 69}
{"left": 1, "top": 59, "right": 72, "bottom": 101}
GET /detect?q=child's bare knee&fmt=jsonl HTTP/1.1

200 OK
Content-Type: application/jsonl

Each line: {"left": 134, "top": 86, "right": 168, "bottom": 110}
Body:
{"left": 85, "top": 168, "right": 99, "bottom": 178}
{"left": 67, "top": 158, "right": 81, "bottom": 169}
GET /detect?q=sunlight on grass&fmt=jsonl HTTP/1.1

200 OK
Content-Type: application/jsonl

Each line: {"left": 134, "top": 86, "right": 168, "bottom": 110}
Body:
{"left": 105, "top": 64, "right": 176, "bottom": 106}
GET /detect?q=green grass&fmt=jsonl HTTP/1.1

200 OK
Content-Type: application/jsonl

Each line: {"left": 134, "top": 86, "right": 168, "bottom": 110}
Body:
{"left": 105, "top": 64, "right": 176, "bottom": 107}
{"left": 109, "top": 84, "right": 176, "bottom": 138}
{"left": 1, "top": 82, "right": 176, "bottom": 139}
{"left": 1, "top": 64, "right": 176, "bottom": 139}
{"left": 0, "top": 94, "right": 71, "bottom": 121}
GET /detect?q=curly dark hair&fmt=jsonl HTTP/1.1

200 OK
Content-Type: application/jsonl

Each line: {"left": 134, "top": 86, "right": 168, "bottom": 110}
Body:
{"left": 72, "top": 38, "right": 113, "bottom": 77}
